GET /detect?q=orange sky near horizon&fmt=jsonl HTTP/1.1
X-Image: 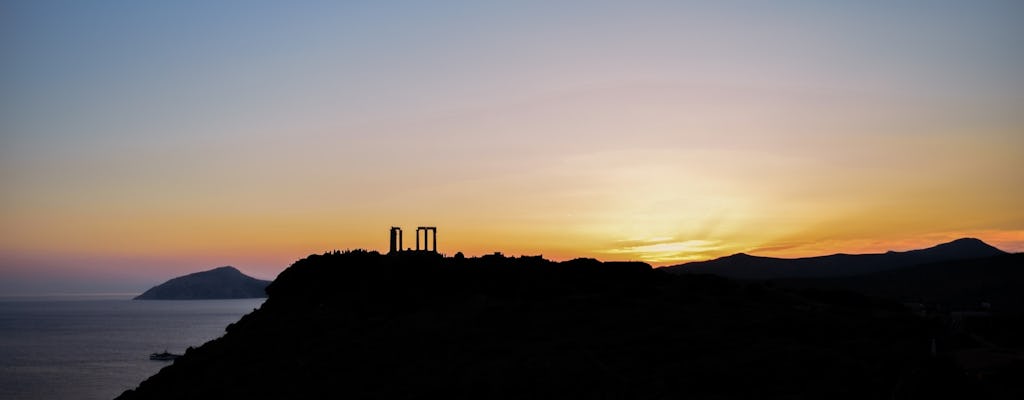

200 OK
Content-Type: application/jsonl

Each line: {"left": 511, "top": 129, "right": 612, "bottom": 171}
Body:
{"left": 1, "top": 1, "right": 1022, "bottom": 293}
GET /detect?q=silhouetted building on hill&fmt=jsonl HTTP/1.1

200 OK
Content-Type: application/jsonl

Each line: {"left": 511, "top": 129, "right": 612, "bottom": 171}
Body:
{"left": 389, "top": 226, "right": 437, "bottom": 254}
{"left": 416, "top": 226, "right": 437, "bottom": 252}
{"left": 389, "top": 227, "right": 403, "bottom": 254}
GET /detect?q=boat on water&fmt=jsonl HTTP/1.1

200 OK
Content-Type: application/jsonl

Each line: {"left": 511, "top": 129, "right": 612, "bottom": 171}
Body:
{"left": 149, "top": 351, "right": 182, "bottom": 361}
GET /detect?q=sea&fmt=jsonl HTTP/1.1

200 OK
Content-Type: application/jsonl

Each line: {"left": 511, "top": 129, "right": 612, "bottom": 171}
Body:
{"left": 0, "top": 295, "right": 265, "bottom": 400}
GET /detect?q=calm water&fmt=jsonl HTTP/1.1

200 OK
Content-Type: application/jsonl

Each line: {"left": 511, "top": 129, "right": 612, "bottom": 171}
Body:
{"left": 0, "top": 295, "right": 264, "bottom": 400}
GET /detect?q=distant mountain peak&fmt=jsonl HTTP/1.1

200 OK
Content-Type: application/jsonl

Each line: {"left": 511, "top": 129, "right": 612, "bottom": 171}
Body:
{"left": 207, "top": 266, "right": 244, "bottom": 275}
{"left": 941, "top": 237, "right": 996, "bottom": 248}
{"left": 941, "top": 237, "right": 983, "bottom": 246}
{"left": 918, "top": 237, "right": 1005, "bottom": 256}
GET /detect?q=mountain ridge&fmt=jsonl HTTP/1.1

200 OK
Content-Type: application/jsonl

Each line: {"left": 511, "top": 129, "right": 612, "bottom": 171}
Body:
{"left": 662, "top": 237, "right": 1006, "bottom": 279}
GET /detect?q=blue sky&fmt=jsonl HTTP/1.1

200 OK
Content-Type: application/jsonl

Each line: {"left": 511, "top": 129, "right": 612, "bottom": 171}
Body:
{"left": 2, "top": 1, "right": 1022, "bottom": 294}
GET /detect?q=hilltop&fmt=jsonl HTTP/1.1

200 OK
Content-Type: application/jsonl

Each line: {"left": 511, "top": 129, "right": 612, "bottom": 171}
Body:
{"left": 117, "top": 250, "right": 975, "bottom": 399}
{"left": 135, "top": 266, "right": 270, "bottom": 300}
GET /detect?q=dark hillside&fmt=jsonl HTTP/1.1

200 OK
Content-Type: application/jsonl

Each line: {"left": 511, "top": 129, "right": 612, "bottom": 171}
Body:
{"left": 777, "top": 253, "right": 1024, "bottom": 312}
{"left": 664, "top": 238, "right": 1006, "bottom": 279}
{"left": 118, "top": 251, "right": 970, "bottom": 399}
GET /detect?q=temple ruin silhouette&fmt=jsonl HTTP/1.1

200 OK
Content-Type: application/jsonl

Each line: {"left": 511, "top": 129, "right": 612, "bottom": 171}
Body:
{"left": 389, "top": 226, "right": 437, "bottom": 254}
{"left": 389, "top": 227, "right": 403, "bottom": 253}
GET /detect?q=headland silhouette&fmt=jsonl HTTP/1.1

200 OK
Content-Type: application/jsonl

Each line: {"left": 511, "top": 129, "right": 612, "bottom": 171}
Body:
{"left": 116, "top": 230, "right": 1024, "bottom": 399}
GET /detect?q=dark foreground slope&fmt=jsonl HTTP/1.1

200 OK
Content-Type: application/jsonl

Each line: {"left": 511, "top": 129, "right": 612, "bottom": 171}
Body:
{"left": 119, "top": 251, "right": 973, "bottom": 399}
{"left": 778, "top": 253, "right": 1024, "bottom": 312}
{"left": 135, "top": 266, "right": 270, "bottom": 300}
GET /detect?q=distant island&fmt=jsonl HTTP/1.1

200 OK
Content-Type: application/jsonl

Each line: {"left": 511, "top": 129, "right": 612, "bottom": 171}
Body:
{"left": 117, "top": 240, "right": 1024, "bottom": 399}
{"left": 135, "top": 266, "right": 270, "bottom": 300}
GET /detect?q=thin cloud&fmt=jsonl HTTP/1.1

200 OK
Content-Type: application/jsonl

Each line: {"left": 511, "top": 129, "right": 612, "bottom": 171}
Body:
{"left": 603, "top": 239, "right": 723, "bottom": 264}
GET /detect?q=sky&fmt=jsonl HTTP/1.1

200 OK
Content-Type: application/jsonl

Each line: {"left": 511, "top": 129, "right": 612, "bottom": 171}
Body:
{"left": 2, "top": 1, "right": 1022, "bottom": 294}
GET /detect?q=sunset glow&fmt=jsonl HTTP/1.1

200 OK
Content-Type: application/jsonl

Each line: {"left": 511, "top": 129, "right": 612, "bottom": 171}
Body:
{"left": 1, "top": 1, "right": 1022, "bottom": 294}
